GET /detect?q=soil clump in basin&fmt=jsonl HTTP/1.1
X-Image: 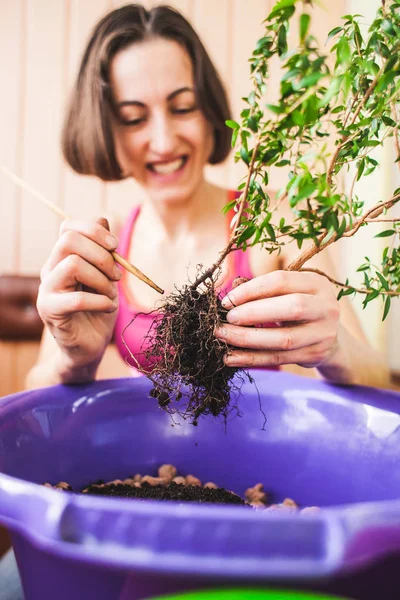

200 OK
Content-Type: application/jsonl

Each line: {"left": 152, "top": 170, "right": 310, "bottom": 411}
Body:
{"left": 45, "top": 464, "right": 313, "bottom": 512}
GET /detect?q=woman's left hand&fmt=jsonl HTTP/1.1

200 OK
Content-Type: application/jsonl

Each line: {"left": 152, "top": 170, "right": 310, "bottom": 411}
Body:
{"left": 215, "top": 270, "right": 341, "bottom": 370}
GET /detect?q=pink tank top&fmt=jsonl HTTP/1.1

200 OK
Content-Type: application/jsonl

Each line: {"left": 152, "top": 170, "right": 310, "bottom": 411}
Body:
{"left": 114, "top": 191, "right": 258, "bottom": 373}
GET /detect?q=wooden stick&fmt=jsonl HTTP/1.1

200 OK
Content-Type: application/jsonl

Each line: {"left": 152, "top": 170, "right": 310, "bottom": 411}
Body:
{"left": 0, "top": 165, "right": 164, "bottom": 295}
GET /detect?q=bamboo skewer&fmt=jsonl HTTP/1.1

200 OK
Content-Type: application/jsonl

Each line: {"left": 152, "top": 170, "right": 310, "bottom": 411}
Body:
{"left": 0, "top": 165, "right": 164, "bottom": 295}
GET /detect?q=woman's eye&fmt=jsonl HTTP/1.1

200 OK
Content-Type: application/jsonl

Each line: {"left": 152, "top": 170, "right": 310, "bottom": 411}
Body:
{"left": 173, "top": 107, "right": 196, "bottom": 115}
{"left": 122, "top": 117, "right": 145, "bottom": 127}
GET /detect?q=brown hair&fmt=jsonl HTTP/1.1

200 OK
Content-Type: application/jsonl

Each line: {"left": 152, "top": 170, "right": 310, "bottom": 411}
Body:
{"left": 62, "top": 4, "right": 232, "bottom": 181}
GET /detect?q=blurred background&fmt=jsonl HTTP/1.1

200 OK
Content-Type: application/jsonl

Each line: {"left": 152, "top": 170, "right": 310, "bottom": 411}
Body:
{"left": 0, "top": 0, "right": 399, "bottom": 397}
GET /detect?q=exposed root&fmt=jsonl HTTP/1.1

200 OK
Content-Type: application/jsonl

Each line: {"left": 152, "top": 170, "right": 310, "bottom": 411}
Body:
{"left": 122, "top": 270, "right": 253, "bottom": 425}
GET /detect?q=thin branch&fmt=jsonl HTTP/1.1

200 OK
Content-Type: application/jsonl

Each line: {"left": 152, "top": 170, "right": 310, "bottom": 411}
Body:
{"left": 299, "top": 267, "right": 400, "bottom": 296}
{"left": 287, "top": 192, "right": 400, "bottom": 270}
{"left": 348, "top": 170, "right": 357, "bottom": 212}
{"left": 270, "top": 189, "right": 289, "bottom": 213}
{"left": 364, "top": 218, "right": 400, "bottom": 223}
{"left": 192, "top": 136, "right": 261, "bottom": 289}
{"left": 391, "top": 101, "right": 400, "bottom": 172}
{"left": 327, "top": 61, "right": 388, "bottom": 186}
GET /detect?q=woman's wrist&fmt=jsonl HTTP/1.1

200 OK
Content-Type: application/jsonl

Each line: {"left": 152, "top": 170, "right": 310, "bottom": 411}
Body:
{"left": 316, "top": 343, "right": 356, "bottom": 385}
{"left": 54, "top": 348, "right": 102, "bottom": 385}
{"left": 26, "top": 350, "right": 101, "bottom": 390}
{"left": 315, "top": 324, "right": 390, "bottom": 388}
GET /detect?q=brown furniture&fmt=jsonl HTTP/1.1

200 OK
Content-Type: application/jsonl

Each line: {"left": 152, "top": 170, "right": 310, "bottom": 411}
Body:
{"left": 0, "top": 274, "right": 43, "bottom": 556}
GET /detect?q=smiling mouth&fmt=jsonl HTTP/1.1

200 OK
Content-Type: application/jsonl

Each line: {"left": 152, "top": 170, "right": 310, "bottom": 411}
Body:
{"left": 147, "top": 156, "right": 188, "bottom": 175}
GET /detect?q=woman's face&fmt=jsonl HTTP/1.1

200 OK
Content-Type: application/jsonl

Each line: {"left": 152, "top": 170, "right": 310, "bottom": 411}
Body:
{"left": 109, "top": 37, "right": 214, "bottom": 206}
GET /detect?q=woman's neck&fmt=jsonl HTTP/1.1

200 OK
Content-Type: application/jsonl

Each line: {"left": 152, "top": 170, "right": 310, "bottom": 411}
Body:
{"left": 139, "top": 180, "right": 227, "bottom": 242}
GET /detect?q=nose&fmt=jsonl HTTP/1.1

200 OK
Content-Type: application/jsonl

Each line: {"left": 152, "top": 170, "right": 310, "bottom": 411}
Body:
{"left": 148, "top": 113, "right": 177, "bottom": 156}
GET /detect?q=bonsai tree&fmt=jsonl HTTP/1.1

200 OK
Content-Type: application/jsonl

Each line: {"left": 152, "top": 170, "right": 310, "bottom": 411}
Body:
{"left": 132, "top": 0, "right": 400, "bottom": 422}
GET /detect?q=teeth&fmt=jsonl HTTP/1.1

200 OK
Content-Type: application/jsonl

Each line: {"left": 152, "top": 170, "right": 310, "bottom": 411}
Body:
{"left": 151, "top": 158, "right": 184, "bottom": 175}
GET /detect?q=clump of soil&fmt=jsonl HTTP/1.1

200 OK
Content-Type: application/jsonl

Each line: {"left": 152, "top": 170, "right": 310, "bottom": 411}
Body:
{"left": 128, "top": 274, "right": 252, "bottom": 425}
{"left": 82, "top": 481, "right": 246, "bottom": 505}
{"left": 44, "top": 463, "right": 319, "bottom": 514}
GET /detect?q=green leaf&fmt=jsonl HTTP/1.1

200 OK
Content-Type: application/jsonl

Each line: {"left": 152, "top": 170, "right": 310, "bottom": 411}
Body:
{"left": 300, "top": 13, "right": 311, "bottom": 43}
{"left": 382, "top": 115, "right": 396, "bottom": 127}
{"left": 238, "top": 225, "right": 256, "bottom": 244}
{"left": 375, "top": 229, "right": 396, "bottom": 238}
{"left": 363, "top": 289, "right": 380, "bottom": 306}
{"left": 338, "top": 287, "right": 355, "bottom": 300}
{"left": 226, "top": 120, "right": 239, "bottom": 129}
{"left": 327, "top": 26, "right": 343, "bottom": 41}
{"left": 266, "top": 104, "right": 282, "bottom": 116}
{"left": 277, "top": 24, "right": 288, "bottom": 56}
{"left": 240, "top": 147, "right": 250, "bottom": 166}
{"left": 291, "top": 110, "right": 306, "bottom": 127}
{"left": 231, "top": 127, "right": 239, "bottom": 148}
{"left": 265, "top": 223, "right": 276, "bottom": 242}
{"left": 382, "top": 19, "right": 396, "bottom": 36}
{"left": 382, "top": 296, "right": 391, "bottom": 321}
{"left": 376, "top": 271, "right": 389, "bottom": 291}
{"left": 290, "top": 182, "right": 318, "bottom": 206}
{"left": 222, "top": 199, "right": 237, "bottom": 215}
{"left": 337, "top": 217, "right": 347, "bottom": 239}
{"left": 357, "top": 158, "right": 365, "bottom": 181}
{"left": 269, "top": 0, "right": 298, "bottom": 17}
{"left": 247, "top": 91, "right": 256, "bottom": 107}
{"left": 318, "top": 77, "right": 341, "bottom": 108}
{"left": 247, "top": 116, "right": 258, "bottom": 132}
{"left": 337, "top": 36, "right": 351, "bottom": 66}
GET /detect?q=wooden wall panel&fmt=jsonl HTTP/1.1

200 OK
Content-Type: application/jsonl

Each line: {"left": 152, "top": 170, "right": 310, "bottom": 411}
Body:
{"left": 63, "top": 0, "right": 111, "bottom": 223}
{"left": 19, "top": 0, "right": 67, "bottom": 274}
{"left": 0, "top": 0, "right": 24, "bottom": 274}
{"left": 228, "top": 0, "right": 270, "bottom": 188}
{"left": 193, "top": 0, "right": 232, "bottom": 187}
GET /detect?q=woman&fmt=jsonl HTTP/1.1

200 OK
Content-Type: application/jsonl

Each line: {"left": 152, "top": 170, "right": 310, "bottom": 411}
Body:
{"left": 26, "top": 4, "right": 389, "bottom": 391}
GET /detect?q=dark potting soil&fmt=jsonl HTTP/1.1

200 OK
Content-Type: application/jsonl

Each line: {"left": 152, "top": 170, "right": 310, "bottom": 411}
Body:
{"left": 83, "top": 481, "right": 247, "bottom": 505}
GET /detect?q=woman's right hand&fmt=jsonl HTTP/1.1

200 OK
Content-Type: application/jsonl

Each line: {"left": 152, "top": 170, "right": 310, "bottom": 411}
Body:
{"left": 36, "top": 217, "right": 122, "bottom": 379}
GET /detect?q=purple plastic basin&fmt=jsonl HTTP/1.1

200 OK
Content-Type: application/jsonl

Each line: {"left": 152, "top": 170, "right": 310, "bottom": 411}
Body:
{"left": 1, "top": 371, "right": 400, "bottom": 600}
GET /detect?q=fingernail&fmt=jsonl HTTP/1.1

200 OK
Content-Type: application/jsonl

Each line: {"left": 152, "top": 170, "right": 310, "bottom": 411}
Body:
{"left": 106, "top": 235, "right": 118, "bottom": 250}
{"left": 221, "top": 295, "right": 234, "bottom": 309}
{"left": 215, "top": 327, "right": 227, "bottom": 339}
{"left": 113, "top": 266, "right": 123, "bottom": 280}
{"left": 224, "top": 354, "right": 237, "bottom": 366}
{"left": 226, "top": 309, "right": 239, "bottom": 324}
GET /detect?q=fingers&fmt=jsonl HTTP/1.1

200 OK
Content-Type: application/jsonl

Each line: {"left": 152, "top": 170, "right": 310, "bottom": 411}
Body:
{"left": 43, "top": 229, "right": 121, "bottom": 282}
{"left": 223, "top": 294, "right": 326, "bottom": 326}
{"left": 39, "top": 289, "right": 117, "bottom": 317}
{"left": 216, "top": 321, "right": 329, "bottom": 351}
{"left": 95, "top": 217, "right": 110, "bottom": 232}
{"left": 223, "top": 341, "right": 334, "bottom": 369}
{"left": 221, "top": 270, "right": 325, "bottom": 309}
{"left": 41, "top": 255, "right": 118, "bottom": 299}
{"left": 59, "top": 219, "right": 118, "bottom": 250}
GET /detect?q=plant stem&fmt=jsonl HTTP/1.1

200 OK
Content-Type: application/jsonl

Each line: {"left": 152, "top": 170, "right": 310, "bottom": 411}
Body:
{"left": 192, "top": 136, "right": 261, "bottom": 289}
{"left": 300, "top": 267, "right": 400, "bottom": 296}
{"left": 287, "top": 192, "right": 400, "bottom": 271}
{"left": 327, "top": 61, "right": 387, "bottom": 186}
{"left": 392, "top": 101, "right": 400, "bottom": 171}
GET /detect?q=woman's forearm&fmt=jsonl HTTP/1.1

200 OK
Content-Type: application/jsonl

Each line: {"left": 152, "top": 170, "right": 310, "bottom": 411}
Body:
{"left": 316, "top": 325, "right": 391, "bottom": 389}
{"left": 25, "top": 350, "right": 100, "bottom": 390}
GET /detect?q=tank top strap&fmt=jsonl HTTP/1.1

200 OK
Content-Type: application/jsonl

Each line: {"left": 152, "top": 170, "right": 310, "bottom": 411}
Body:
{"left": 226, "top": 189, "right": 254, "bottom": 281}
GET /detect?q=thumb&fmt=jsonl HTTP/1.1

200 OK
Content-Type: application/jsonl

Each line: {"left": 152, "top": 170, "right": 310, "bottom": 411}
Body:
{"left": 96, "top": 216, "right": 110, "bottom": 232}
